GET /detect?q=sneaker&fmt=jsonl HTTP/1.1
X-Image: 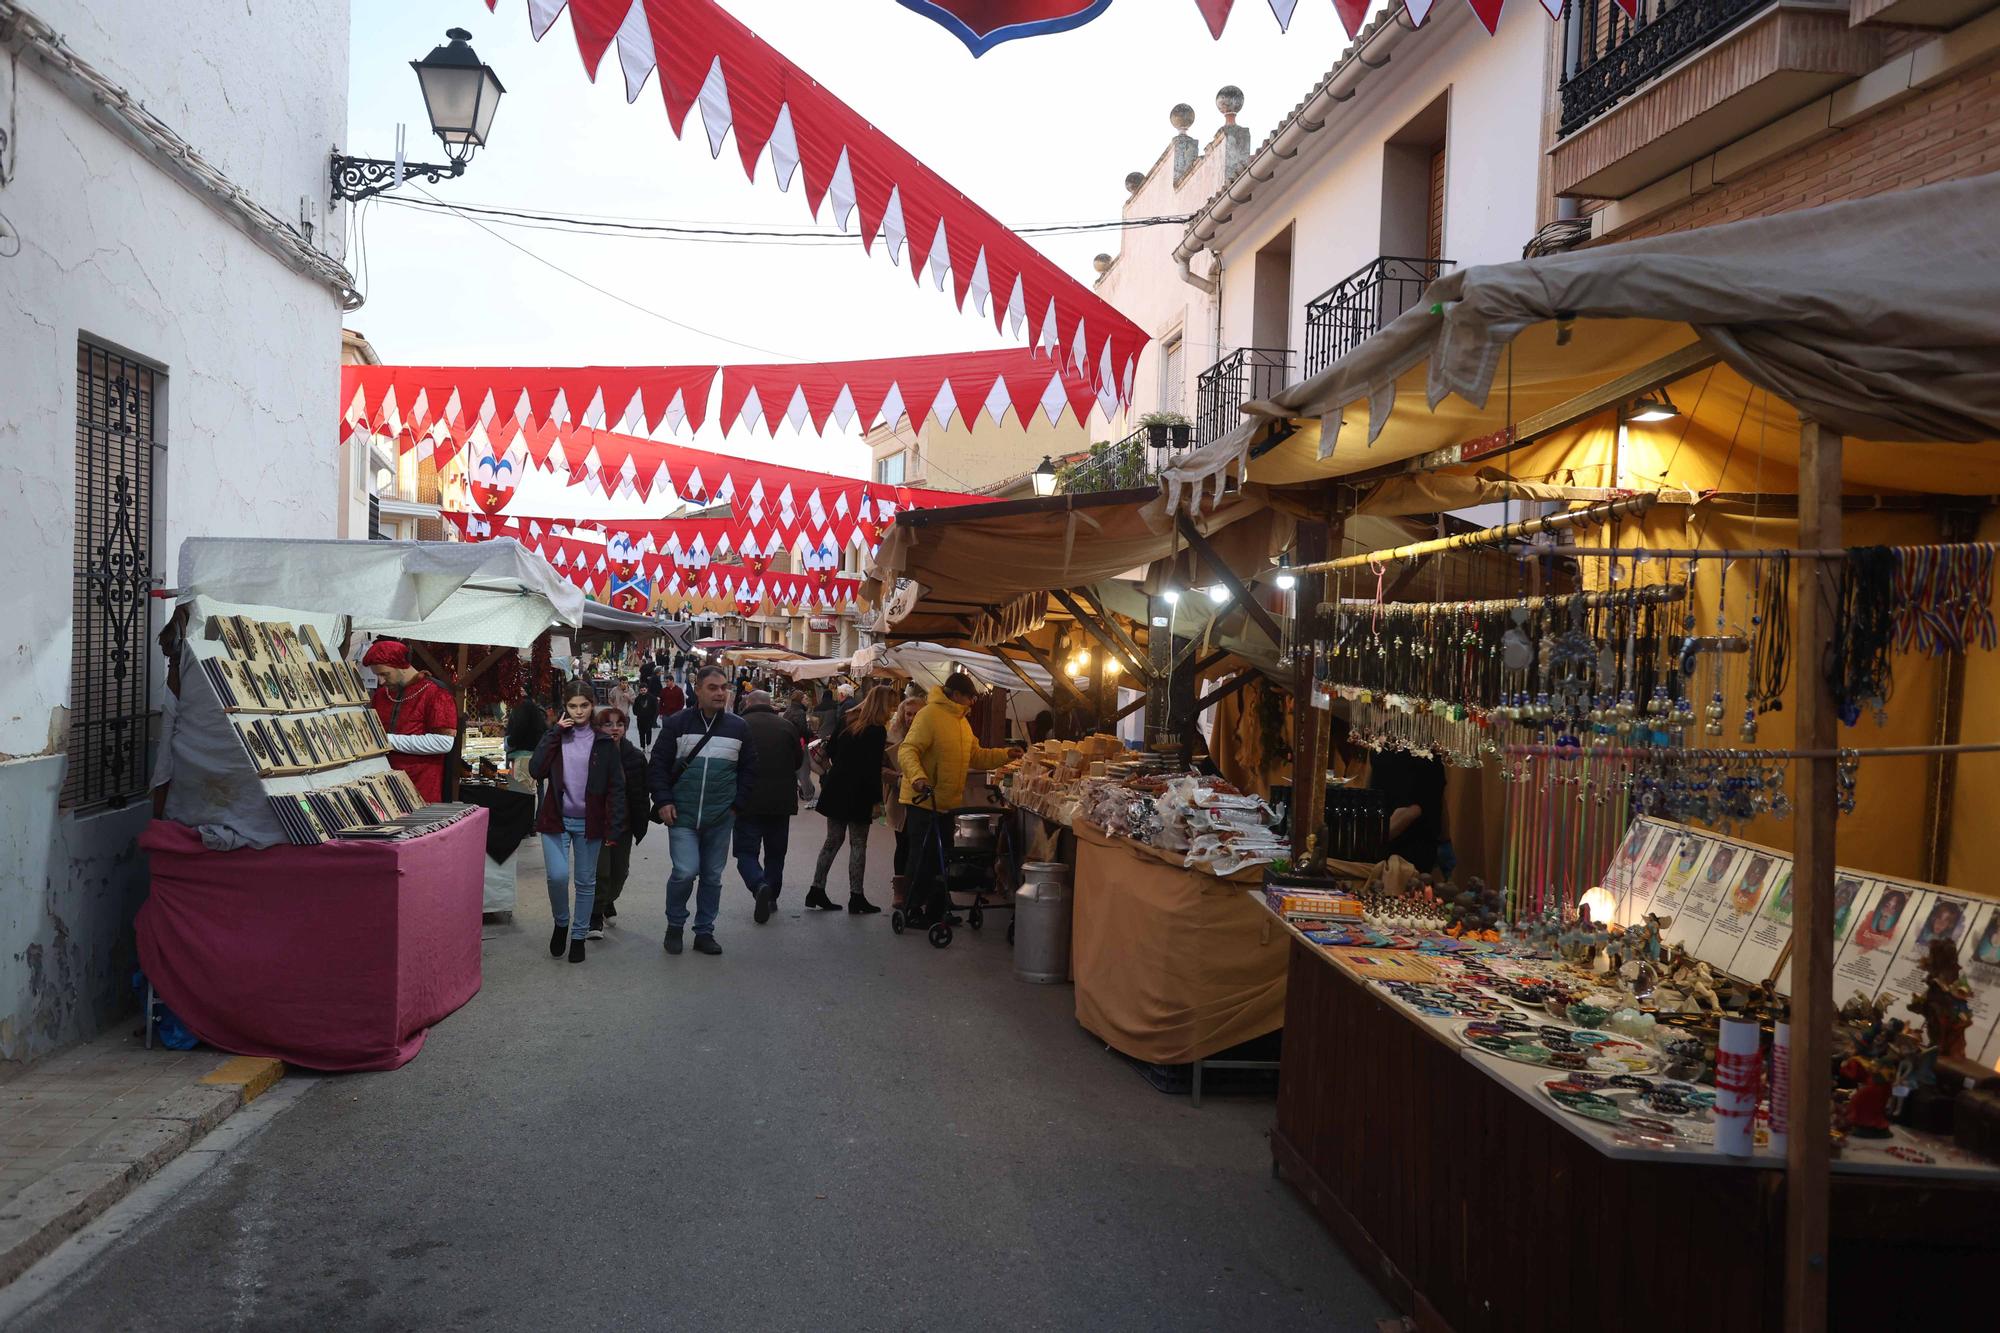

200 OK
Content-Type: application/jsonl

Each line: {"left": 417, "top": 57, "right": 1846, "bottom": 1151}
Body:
{"left": 693, "top": 933, "right": 723, "bottom": 956}
{"left": 569, "top": 938, "right": 586, "bottom": 964}
{"left": 753, "top": 886, "right": 775, "bottom": 925}
{"left": 664, "top": 926, "right": 684, "bottom": 955}
{"left": 587, "top": 915, "right": 606, "bottom": 941}
{"left": 549, "top": 925, "right": 567, "bottom": 958}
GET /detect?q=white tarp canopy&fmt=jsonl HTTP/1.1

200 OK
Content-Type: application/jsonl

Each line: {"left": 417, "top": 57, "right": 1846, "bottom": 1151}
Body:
{"left": 871, "top": 641, "right": 1055, "bottom": 728}
{"left": 176, "top": 537, "right": 584, "bottom": 649}
{"left": 775, "top": 656, "right": 850, "bottom": 681}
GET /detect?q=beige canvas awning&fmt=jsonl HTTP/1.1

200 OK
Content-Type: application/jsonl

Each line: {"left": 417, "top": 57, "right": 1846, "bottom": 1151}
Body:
{"left": 1166, "top": 173, "right": 2000, "bottom": 499}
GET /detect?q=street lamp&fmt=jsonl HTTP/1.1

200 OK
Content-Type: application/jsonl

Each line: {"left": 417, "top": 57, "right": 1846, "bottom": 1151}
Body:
{"left": 332, "top": 28, "right": 505, "bottom": 203}
{"left": 1031, "top": 455, "right": 1058, "bottom": 497}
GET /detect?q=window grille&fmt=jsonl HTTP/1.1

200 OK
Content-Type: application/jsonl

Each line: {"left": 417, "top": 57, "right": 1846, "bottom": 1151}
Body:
{"left": 65, "top": 341, "right": 160, "bottom": 809}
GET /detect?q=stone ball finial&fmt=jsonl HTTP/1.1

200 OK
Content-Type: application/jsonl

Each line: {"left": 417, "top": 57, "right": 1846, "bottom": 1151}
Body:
{"left": 1124, "top": 171, "right": 1146, "bottom": 194}
{"left": 1169, "top": 103, "right": 1196, "bottom": 132}
{"left": 1093, "top": 253, "right": 1113, "bottom": 274}
{"left": 1216, "top": 86, "right": 1244, "bottom": 120}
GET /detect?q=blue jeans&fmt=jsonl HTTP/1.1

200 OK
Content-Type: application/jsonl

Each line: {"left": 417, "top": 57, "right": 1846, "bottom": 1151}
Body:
{"left": 733, "top": 815, "right": 791, "bottom": 901}
{"left": 542, "top": 816, "right": 600, "bottom": 941}
{"left": 667, "top": 818, "right": 732, "bottom": 936}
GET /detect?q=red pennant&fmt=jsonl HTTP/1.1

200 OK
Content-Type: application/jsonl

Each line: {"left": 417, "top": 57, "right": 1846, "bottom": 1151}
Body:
{"left": 1464, "top": 0, "right": 1506, "bottom": 33}
{"left": 1194, "top": 0, "right": 1234, "bottom": 38}
{"left": 1333, "top": 0, "right": 1370, "bottom": 37}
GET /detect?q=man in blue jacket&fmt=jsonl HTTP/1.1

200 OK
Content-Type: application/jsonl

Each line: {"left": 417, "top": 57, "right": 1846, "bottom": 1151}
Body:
{"left": 649, "top": 665, "right": 755, "bottom": 956}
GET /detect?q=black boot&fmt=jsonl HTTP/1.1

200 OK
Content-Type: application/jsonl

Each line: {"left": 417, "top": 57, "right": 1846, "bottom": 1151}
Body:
{"left": 803, "top": 885, "right": 840, "bottom": 911}
{"left": 568, "top": 938, "right": 586, "bottom": 964}
{"left": 549, "top": 925, "right": 567, "bottom": 957}
{"left": 847, "top": 892, "right": 883, "bottom": 915}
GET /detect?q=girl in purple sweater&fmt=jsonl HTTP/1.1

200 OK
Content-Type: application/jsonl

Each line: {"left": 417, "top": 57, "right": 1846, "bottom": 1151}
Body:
{"left": 529, "top": 689, "right": 627, "bottom": 963}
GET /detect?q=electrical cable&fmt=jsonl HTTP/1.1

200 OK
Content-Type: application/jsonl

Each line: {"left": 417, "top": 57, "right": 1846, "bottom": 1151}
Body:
{"left": 410, "top": 187, "right": 806, "bottom": 361}
{"left": 372, "top": 192, "right": 1194, "bottom": 245}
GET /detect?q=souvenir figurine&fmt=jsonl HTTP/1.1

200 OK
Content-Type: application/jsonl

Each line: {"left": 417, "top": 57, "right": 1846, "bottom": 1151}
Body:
{"left": 1909, "top": 938, "right": 1975, "bottom": 1060}
{"left": 1836, "top": 1017, "right": 1909, "bottom": 1139}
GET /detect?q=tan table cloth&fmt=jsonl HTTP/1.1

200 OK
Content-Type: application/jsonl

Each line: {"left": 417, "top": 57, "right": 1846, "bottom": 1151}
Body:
{"left": 1070, "top": 821, "right": 1288, "bottom": 1065}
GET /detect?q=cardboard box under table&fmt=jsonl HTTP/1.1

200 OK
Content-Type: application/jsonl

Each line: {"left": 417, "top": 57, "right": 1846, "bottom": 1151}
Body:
{"left": 1070, "top": 820, "right": 1288, "bottom": 1070}
{"left": 136, "top": 812, "right": 486, "bottom": 1072}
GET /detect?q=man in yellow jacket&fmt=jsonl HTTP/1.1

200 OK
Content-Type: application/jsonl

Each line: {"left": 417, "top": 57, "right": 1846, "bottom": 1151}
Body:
{"left": 895, "top": 673, "right": 1019, "bottom": 927}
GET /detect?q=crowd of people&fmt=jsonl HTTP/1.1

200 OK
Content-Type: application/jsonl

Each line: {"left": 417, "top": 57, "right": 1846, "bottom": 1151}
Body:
{"left": 505, "top": 647, "right": 1020, "bottom": 964}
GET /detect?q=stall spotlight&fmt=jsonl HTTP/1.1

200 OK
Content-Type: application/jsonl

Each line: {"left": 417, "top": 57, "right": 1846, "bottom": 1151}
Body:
{"left": 1626, "top": 390, "right": 1679, "bottom": 423}
{"left": 1275, "top": 554, "right": 1297, "bottom": 591}
{"left": 1162, "top": 587, "right": 1181, "bottom": 604}
{"left": 1206, "top": 583, "right": 1232, "bottom": 605}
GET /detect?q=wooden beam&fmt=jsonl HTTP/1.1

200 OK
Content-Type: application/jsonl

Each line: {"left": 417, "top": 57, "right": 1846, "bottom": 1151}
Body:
{"left": 991, "top": 648, "right": 1054, "bottom": 708}
{"left": 1194, "top": 667, "right": 1260, "bottom": 715}
{"left": 1176, "top": 513, "right": 1286, "bottom": 647}
{"left": 1408, "top": 341, "right": 1721, "bottom": 474}
{"left": 1084, "top": 582, "right": 1151, "bottom": 673}
{"left": 1291, "top": 521, "right": 1332, "bottom": 863}
{"left": 1111, "top": 691, "right": 1147, "bottom": 723}
{"left": 893, "top": 486, "right": 1160, "bottom": 528}
{"left": 1013, "top": 639, "right": 1091, "bottom": 710}
{"left": 1051, "top": 588, "right": 1151, "bottom": 684}
{"left": 1924, "top": 508, "right": 1978, "bottom": 883}
{"left": 1785, "top": 418, "right": 1839, "bottom": 1333}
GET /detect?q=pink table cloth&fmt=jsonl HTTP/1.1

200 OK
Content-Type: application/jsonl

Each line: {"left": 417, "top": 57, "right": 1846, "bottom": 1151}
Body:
{"left": 136, "top": 812, "right": 487, "bottom": 1071}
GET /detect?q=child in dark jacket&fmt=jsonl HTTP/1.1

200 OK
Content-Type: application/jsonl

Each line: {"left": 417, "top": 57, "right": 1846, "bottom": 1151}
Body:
{"left": 588, "top": 707, "right": 652, "bottom": 937}
{"left": 529, "top": 688, "right": 627, "bottom": 964}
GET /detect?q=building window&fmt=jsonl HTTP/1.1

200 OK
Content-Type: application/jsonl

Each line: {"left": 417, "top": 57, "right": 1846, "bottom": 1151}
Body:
{"left": 1161, "top": 333, "right": 1185, "bottom": 416}
{"left": 67, "top": 341, "right": 162, "bottom": 810}
{"left": 876, "top": 451, "right": 905, "bottom": 485}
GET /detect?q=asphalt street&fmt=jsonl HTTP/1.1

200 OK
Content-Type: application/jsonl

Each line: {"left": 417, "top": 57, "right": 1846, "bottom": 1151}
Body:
{"left": 10, "top": 812, "right": 1389, "bottom": 1332}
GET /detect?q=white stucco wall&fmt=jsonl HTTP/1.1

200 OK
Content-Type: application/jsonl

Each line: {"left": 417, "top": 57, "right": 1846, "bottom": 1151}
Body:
{"left": 1093, "top": 125, "right": 1230, "bottom": 434}
{"left": 0, "top": 0, "right": 352, "bottom": 1062}
{"left": 1211, "top": 6, "right": 1549, "bottom": 356}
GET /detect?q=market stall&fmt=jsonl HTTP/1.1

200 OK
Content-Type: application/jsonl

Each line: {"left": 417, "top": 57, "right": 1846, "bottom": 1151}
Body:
{"left": 143, "top": 537, "right": 583, "bottom": 1070}
{"left": 1161, "top": 177, "right": 2000, "bottom": 1327}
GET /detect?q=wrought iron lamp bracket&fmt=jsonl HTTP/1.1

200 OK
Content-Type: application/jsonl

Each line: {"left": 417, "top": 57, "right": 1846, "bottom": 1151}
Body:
{"left": 330, "top": 152, "right": 466, "bottom": 204}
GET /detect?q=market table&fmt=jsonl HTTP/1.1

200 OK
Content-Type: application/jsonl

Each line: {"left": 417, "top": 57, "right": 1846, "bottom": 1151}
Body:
{"left": 1069, "top": 820, "right": 1288, "bottom": 1067}
{"left": 136, "top": 813, "right": 487, "bottom": 1072}
{"left": 1265, "top": 906, "right": 2000, "bottom": 1332}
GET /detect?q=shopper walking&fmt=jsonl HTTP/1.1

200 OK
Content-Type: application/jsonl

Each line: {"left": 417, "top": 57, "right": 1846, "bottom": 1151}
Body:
{"left": 658, "top": 671, "right": 686, "bottom": 721}
{"left": 587, "top": 706, "right": 651, "bottom": 937}
{"left": 633, "top": 679, "right": 660, "bottom": 750}
{"left": 894, "top": 673, "right": 1020, "bottom": 929}
{"left": 884, "top": 692, "right": 923, "bottom": 909}
{"left": 650, "top": 665, "right": 755, "bottom": 956}
{"left": 530, "top": 688, "right": 627, "bottom": 964}
{"left": 805, "top": 684, "right": 899, "bottom": 914}
{"left": 786, "top": 689, "right": 817, "bottom": 803}
{"left": 733, "top": 690, "right": 806, "bottom": 924}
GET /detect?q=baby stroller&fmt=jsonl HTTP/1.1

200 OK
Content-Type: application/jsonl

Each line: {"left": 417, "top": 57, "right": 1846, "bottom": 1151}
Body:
{"left": 892, "top": 793, "right": 1013, "bottom": 949}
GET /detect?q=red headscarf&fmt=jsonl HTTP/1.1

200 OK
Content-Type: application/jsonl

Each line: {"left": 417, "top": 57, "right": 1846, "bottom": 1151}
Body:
{"left": 362, "top": 640, "right": 411, "bottom": 670}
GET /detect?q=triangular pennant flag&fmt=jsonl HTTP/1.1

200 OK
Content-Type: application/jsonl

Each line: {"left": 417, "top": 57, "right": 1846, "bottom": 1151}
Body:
{"left": 1194, "top": 0, "right": 1234, "bottom": 38}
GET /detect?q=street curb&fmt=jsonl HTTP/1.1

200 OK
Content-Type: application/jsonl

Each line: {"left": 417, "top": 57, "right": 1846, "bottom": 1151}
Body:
{"left": 0, "top": 1057, "right": 286, "bottom": 1289}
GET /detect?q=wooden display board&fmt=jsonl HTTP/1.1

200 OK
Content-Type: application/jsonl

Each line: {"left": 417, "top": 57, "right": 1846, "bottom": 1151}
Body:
{"left": 1604, "top": 816, "right": 2000, "bottom": 1065}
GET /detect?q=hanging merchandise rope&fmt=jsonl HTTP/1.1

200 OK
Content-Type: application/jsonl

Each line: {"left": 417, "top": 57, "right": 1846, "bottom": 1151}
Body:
{"left": 1294, "top": 495, "right": 1661, "bottom": 576}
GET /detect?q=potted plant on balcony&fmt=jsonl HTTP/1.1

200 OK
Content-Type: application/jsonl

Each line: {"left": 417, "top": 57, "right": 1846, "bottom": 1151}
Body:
{"left": 1139, "top": 411, "right": 1192, "bottom": 452}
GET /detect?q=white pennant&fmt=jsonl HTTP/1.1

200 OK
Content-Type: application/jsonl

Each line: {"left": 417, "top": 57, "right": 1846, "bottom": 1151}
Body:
{"left": 1403, "top": 0, "right": 1436, "bottom": 24}
{"left": 696, "top": 56, "right": 733, "bottom": 159}
{"left": 614, "top": 0, "right": 656, "bottom": 102}
{"left": 767, "top": 103, "right": 801, "bottom": 191}
{"left": 1267, "top": 0, "right": 1299, "bottom": 27}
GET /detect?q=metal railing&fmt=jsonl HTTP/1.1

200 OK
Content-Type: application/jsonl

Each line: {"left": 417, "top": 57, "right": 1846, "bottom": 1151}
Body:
{"left": 1195, "top": 347, "right": 1292, "bottom": 446}
{"left": 1302, "top": 256, "right": 1453, "bottom": 378}
{"left": 1559, "top": 0, "right": 1770, "bottom": 137}
{"left": 1060, "top": 427, "right": 1156, "bottom": 495}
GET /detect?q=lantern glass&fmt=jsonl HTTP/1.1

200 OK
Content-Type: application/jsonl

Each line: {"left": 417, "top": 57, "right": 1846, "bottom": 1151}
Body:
{"left": 412, "top": 29, "right": 506, "bottom": 155}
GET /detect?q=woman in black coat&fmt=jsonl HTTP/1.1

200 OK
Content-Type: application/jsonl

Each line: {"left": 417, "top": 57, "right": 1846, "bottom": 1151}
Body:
{"left": 803, "top": 684, "right": 898, "bottom": 914}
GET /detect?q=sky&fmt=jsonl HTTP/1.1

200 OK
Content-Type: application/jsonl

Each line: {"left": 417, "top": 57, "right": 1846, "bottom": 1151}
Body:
{"left": 344, "top": 1, "right": 1380, "bottom": 493}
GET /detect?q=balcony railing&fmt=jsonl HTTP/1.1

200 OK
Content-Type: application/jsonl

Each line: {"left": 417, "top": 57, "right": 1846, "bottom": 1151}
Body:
{"left": 1559, "top": 0, "right": 1769, "bottom": 137}
{"left": 1195, "top": 347, "right": 1291, "bottom": 446}
{"left": 1060, "top": 427, "right": 1156, "bottom": 495}
{"left": 1302, "top": 256, "right": 1453, "bottom": 379}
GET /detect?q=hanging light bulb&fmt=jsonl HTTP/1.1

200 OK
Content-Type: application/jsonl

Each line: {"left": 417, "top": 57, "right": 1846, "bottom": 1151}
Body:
{"left": 1104, "top": 657, "right": 1121, "bottom": 677}
{"left": 1162, "top": 587, "right": 1181, "bottom": 605}
{"left": 1275, "top": 553, "right": 1297, "bottom": 591}
{"left": 1207, "top": 583, "right": 1231, "bottom": 605}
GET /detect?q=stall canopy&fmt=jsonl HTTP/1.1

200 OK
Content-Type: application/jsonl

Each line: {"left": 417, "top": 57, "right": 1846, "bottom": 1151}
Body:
{"left": 1167, "top": 173, "right": 2000, "bottom": 501}
{"left": 580, "top": 601, "right": 665, "bottom": 637}
{"left": 177, "top": 537, "right": 584, "bottom": 649}
{"left": 862, "top": 488, "right": 1294, "bottom": 644}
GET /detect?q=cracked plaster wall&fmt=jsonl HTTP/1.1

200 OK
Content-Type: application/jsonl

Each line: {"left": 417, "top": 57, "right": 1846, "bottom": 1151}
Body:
{"left": 0, "top": 1, "right": 351, "bottom": 1065}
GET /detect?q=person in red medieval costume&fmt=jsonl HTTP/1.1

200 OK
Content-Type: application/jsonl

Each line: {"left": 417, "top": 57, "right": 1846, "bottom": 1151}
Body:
{"left": 363, "top": 639, "right": 458, "bottom": 803}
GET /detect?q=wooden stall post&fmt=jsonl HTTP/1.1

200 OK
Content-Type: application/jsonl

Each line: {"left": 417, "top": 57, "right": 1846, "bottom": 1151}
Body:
{"left": 1290, "top": 520, "right": 1331, "bottom": 865}
{"left": 1786, "top": 420, "right": 1841, "bottom": 1333}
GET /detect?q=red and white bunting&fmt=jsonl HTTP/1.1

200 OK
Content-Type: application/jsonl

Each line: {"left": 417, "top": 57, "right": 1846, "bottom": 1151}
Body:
{"left": 1193, "top": 0, "right": 1554, "bottom": 40}
{"left": 481, "top": 0, "right": 1147, "bottom": 394}
{"left": 342, "top": 348, "right": 1108, "bottom": 444}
